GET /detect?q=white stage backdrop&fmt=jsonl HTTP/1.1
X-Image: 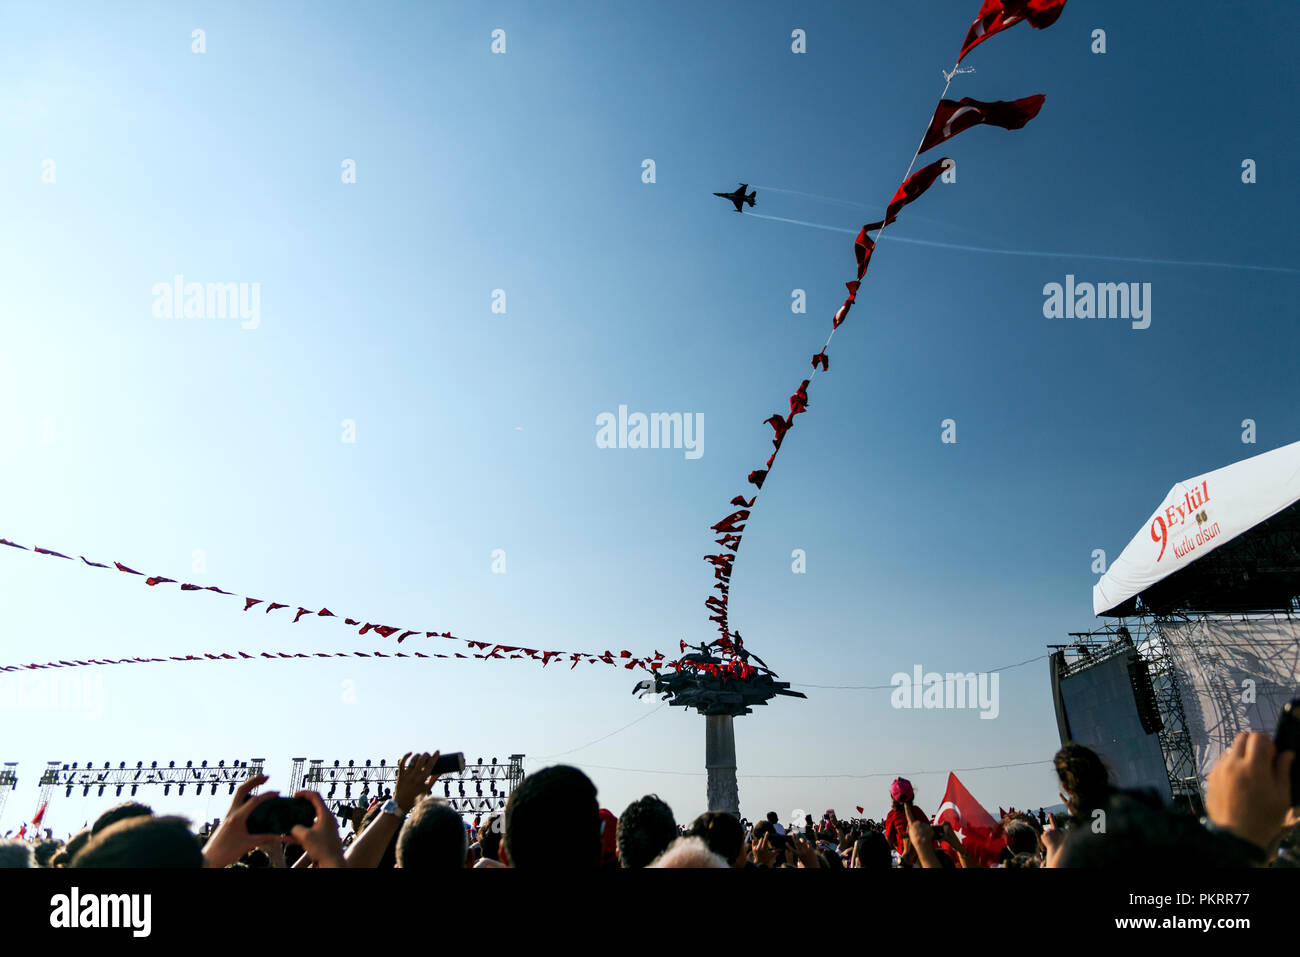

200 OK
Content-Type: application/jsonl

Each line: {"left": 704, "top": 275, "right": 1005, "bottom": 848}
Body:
{"left": 1159, "top": 615, "right": 1300, "bottom": 785}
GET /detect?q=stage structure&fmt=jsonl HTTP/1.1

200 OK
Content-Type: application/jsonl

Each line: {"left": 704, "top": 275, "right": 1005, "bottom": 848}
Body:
{"left": 0, "top": 763, "right": 17, "bottom": 829}
{"left": 633, "top": 634, "right": 805, "bottom": 817}
{"left": 1058, "top": 441, "right": 1300, "bottom": 805}
{"left": 303, "top": 754, "right": 525, "bottom": 818}
{"left": 30, "top": 758, "right": 266, "bottom": 831}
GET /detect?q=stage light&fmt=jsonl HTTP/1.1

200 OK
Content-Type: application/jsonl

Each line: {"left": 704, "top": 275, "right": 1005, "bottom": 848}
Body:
{"left": 115, "top": 785, "right": 123, "bottom": 797}
{"left": 119, "top": 761, "right": 125, "bottom": 769}
{"left": 97, "top": 786, "right": 105, "bottom": 797}
{"left": 179, "top": 784, "right": 186, "bottom": 796}
{"left": 168, "top": 761, "right": 175, "bottom": 768}
{"left": 211, "top": 783, "right": 219, "bottom": 795}
{"left": 164, "top": 784, "right": 170, "bottom": 796}
{"left": 329, "top": 784, "right": 337, "bottom": 797}
{"left": 82, "top": 786, "right": 89, "bottom": 797}
{"left": 65, "top": 786, "right": 73, "bottom": 798}
{"left": 131, "top": 785, "right": 138, "bottom": 796}
{"left": 151, "top": 761, "right": 158, "bottom": 768}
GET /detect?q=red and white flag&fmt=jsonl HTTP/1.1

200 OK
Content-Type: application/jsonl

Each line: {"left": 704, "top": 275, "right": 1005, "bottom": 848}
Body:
{"left": 920, "top": 94, "right": 1045, "bottom": 154}
{"left": 958, "top": 0, "right": 1067, "bottom": 63}
{"left": 883, "top": 157, "right": 950, "bottom": 223}
{"left": 932, "top": 772, "right": 1008, "bottom": 867}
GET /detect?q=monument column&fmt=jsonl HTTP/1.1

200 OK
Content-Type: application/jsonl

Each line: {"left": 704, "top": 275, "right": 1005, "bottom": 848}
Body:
{"left": 705, "top": 713, "right": 739, "bottom": 817}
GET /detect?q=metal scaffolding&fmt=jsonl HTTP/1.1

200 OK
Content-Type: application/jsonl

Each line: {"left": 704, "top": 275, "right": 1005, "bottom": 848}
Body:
{"left": 304, "top": 754, "right": 525, "bottom": 817}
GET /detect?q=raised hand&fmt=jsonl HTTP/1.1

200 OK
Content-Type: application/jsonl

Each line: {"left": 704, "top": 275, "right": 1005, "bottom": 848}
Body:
{"left": 394, "top": 751, "right": 441, "bottom": 813}
{"left": 290, "top": 790, "right": 345, "bottom": 868}
{"left": 202, "top": 773, "right": 286, "bottom": 869}
{"left": 1207, "top": 731, "right": 1294, "bottom": 851}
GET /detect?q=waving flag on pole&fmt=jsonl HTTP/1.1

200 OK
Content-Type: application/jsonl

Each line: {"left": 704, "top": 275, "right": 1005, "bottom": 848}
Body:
{"left": 932, "top": 772, "right": 1008, "bottom": 867}
{"left": 958, "top": 0, "right": 1068, "bottom": 63}
{"left": 919, "top": 95, "right": 1045, "bottom": 154}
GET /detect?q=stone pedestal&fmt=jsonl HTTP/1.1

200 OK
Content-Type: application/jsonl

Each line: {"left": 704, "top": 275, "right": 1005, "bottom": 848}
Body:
{"left": 705, "top": 713, "right": 739, "bottom": 817}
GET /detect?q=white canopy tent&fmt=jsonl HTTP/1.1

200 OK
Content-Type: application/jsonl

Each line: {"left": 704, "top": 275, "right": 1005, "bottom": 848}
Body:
{"left": 1093, "top": 440, "right": 1300, "bottom": 617}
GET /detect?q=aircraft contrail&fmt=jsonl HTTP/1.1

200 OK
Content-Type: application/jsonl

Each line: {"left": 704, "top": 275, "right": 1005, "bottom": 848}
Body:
{"left": 746, "top": 212, "right": 1300, "bottom": 276}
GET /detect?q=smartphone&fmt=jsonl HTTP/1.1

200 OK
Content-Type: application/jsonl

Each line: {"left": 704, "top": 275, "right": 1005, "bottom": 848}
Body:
{"left": 432, "top": 752, "right": 466, "bottom": 775}
{"left": 246, "top": 797, "right": 316, "bottom": 836}
{"left": 1275, "top": 698, "right": 1300, "bottom": 806}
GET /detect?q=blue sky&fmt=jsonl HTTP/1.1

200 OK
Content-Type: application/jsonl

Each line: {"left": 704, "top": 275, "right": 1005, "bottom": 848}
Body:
{"left": 2, "top": 0, "right": 1298, "bottom": 835}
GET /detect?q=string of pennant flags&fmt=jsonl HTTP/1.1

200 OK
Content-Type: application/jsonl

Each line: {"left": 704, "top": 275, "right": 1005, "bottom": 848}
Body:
{"left": 2, "top": 2, "right": 1068, "bottom": 682}
{"left": 0, "top": 536, "right": 672, "bottom": 674}
{"left": 704, "top": 0, "right": 1064, "bottom": 649}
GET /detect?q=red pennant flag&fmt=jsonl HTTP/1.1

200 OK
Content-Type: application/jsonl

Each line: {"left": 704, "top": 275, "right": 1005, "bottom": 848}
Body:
{"left": 764, "top": 414, "right": 791, "bottom": 445}
{"left": 34, "top": 547, "right": 72, "bottom": 559}
{"left": 115, "top": 562, "right": 142, "bottom": 575}
{"left": 80, "top": 557, "right": 109, "bottom": 568}
{"left": 920, "top": 94, "right": 1045, "bottom": 153}
{"left": 346, "top": 618, "right": 361, "bottom": 626}
{"left": 845, "top": 280, "right": 860, "bottom": 304}
{"left": 958, "top": 0, "right": 1067, "bottom": 63}
{"left": 244, "top": 598, "right": 262, "bottom": 611}
{"left": 317, "top": 608, "right": 336, "bottom": 618}
{"left": 204, "top": 585, "right": 233, "bottom": 595}
{"left": 854, "top": 228, "right": 875, "bottom": 279}
{"left": 932, "top": 772, "right": 1009, "bottom": 867}
{"left": 832, "top": 299, "right": 852, "bottom": 329}
{"left": 293, "top": 607, "right": 313, "bottom": 623}
{"left": 265, "top": 602, "right": 288, "bottom": 613}
{"left": 856, "top": 806, "right": 865, "bottom": 814}
{"left": 0, "top": 539, "right": 29, "bottom": 549}
{"left": 711, "top": 509, "right": 750, "bottom": 533}
{"left": 811, "top": 351, "right": 829, "bottom": 371}
{"left": 729, "top": 495, "right": 755, "bottom": 508}
{"left": 373, "top": 625, "right": 399, "bottom": 638}
{"left": 789, "top": 380, "right": 810, "bottom": 418}
{"left": 180, "top": 583, "right": 201, "bottom": 591}
{"left": 747, "top": 469, "right": 767, "bottom": 488}
{"left": 397, "top": 630, "right": 417, "bottom": 643}
{"left": 145, "top": 576, "right": 176, "bottom": 586}
{"left": 883, "top": 157, "right": 950, "bottom": 223}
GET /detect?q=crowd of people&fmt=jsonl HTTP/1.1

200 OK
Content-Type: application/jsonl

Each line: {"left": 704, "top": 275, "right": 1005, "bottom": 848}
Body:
{"left": 1, "top": 733, "right": 1294, "bottom": 869}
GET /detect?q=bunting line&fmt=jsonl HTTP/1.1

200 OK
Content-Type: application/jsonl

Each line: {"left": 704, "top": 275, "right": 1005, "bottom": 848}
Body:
{"left": 702, "top": 0, "right": 1067, "bottom": 647}
{"left": 0, "top": 535, "right": 671, "bottom": 674}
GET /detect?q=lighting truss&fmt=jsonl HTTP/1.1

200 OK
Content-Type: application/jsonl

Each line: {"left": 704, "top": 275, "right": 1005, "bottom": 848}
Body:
{"left": 304, "top": 754, "right": 525, "bottom": 817}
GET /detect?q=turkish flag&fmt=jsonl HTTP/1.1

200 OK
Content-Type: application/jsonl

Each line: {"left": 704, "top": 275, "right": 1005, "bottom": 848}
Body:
{"left": 884, "top": 158, "right": 950, "bottom": 223}
{"left": 854, "top": 228, "right": 875, "bottom": 279}
{"left": 932, "top": 772, "right": 1008, "bottom": 867}
{"left": 811, "top": 351, "right": 829, "bottom": 372}
{"left": 958, "top": 0, "right": 1067, "bottom": 63}
{"left": 920, "top": 95, "right": 1045, "bottom": 153}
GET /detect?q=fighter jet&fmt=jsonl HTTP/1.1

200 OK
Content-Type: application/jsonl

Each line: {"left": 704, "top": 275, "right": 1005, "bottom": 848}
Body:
{"left": 713, "top": 183, "right": 756, "bottom": 213}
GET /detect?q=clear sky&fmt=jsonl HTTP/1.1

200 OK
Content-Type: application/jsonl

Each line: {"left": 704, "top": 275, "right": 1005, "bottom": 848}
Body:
{"left": 2, "top": 0, "right": 1298, "bottom": 836}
